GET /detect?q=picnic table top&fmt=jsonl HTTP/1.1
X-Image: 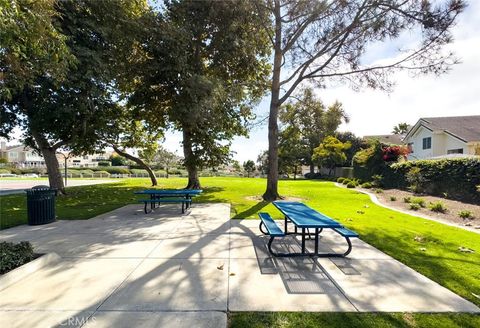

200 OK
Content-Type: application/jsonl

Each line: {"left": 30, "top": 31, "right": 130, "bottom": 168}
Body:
{"left": 272, "top": 201, "right": 342, "bottom": 229}
{"left": 135, "top": 189, "right": 203, "bottom": 195}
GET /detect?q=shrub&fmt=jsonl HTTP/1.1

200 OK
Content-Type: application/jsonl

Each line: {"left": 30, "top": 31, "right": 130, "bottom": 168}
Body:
{"left": 458, "top": 210, "right": 473, "bottom": 219}
{"left": 390, "top": 196, "right": 397, "bottom": 201}
{"left": 403, "top": 196, "right": 411, "bottom": 203}
{"left": 428, "top": 201, "right": 448, "bottom": 213}
{"left": 304, "top": 172, "right": 322, "bottom": 179}
{"left": 387, "top": 158, "right": 480, "bottom": 203}
{"left": 337, "top": 177, "right": 346, "bottom": 183}
{"left": 131, "top": 169, "right": 148, "bottom": 175}
{"left": 0, "top": 168, "right": 11, "bottom": 174}
{"left": 410, "top": 197, "right": 426, "bottom": 208}
{"left": 69, "top": 170, "right": 82, "bottom": 177}
{"left": 371, "top": 174, "right": 383, "bottom": 187}
{"left": 97, "top": 161, "right": 111, "bottom": 167}
{"left": 93, "top": 170, "right": 110, "bottom": 177}
{"left": 353, "top": 140, "right": 387, "bottom": 181}
{"left": 18, "top": 167, "right": 46, "bottom": 174}
{"left": 361, "top": 182, "right": 373, "bottom": 189}
{"left": 406, "top": 167, "right": 426, "bottom": 194}
{"left": 409, "top": 203, "right": 421, "bottom": 211}
{"left": 374, "top": 188, "right": 383, "bottom": 194}
{"left": 342, "top": 178, "right": 351, "bottom": 185}
{"left": 346, "top": 181, "right": 357, "bottom": 188}
{"left": 0, "top": 241, "right": 35, "bottom": 274}
{"left": 382, "top": 145, "right": 409, "bottom": 162}
{"left": 93, "top": 167, "right": 130, "bottom": 174}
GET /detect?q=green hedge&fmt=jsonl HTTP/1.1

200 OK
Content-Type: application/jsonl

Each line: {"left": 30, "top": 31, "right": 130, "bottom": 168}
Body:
{"left": 0, "top": 241, "right": 35, "bottom": 274}
{"left": 385, "top": 158, "right": 480, "bottom": 203}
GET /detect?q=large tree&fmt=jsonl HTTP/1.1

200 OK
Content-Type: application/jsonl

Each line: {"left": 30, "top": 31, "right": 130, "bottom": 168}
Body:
{"left": 279, "top": 88, "right": 349, "bottom": 174}
{"left": 0, "top": 0, "right": 72, "bottom": 191}
{"left": 312, "top": 136, "right": 351, "bottom": 176}
{"left": 392, "top": 122, "right": 410, "bottom": 135}
{"left": 128, "top": 0, "right": 271, "bottom": 189}
{"left": 256, "top": 0, "right": 465, "bottom": 200}
{"left": 1, "top": 0, "right": 147, "bottom": 193}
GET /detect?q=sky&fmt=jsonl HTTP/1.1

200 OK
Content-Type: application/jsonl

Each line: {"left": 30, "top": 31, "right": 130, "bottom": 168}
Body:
{"left": 6, "top": 2, "right": 480, "bottom": 163}
{"left": 161, "top": 1, "right": 480, "bottom": 163}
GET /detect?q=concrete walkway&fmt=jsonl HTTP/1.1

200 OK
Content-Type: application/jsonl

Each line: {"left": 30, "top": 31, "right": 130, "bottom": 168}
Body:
{"left": 0, "top": 204, "right": 478, "bottom": 327}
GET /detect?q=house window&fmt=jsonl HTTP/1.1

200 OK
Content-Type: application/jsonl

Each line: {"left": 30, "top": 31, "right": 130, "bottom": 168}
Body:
{"left": 422, "top": 137, "right": 431, "bottom": 150}
{"left": 447, "top": 148, "right": 463, "bottom": 154}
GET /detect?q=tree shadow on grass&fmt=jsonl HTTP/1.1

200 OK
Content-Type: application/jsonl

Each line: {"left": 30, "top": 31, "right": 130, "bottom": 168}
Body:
{"left": 233, "top": 201, "right": 270, "bottom": 219}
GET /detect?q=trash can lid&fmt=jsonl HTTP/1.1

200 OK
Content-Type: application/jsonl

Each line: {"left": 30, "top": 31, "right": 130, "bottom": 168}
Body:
{"left": 32, "top": 185, "right": 50, "bottom": 190}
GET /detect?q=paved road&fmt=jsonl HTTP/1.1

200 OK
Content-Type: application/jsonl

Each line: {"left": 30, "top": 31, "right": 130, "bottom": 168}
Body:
{"left": 0, "top": 179, "right": 116, "bottom": 195}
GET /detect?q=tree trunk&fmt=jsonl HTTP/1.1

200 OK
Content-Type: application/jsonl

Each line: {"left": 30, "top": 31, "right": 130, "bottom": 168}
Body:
{"left": 263, "top": 0, "right": 282, "bottom": 201}
{"left": 112, "top": 145, "right": 157, "bottom": 186}
{"left": 182, "top": 129, "right": 201, "bottom": 189}
{"left": 293, "top": 165, "right": 297, "bottom": 180}
{"left": 309, "top": 162, "right": 315, "bottom": 175}
{"left": 31, "top": 131, "right": 65, "bottom": 194}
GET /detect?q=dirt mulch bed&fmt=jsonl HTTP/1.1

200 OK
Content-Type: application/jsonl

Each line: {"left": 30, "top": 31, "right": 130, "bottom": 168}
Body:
{"left": 370, "top": 188, "right": 480, "bottom": 229}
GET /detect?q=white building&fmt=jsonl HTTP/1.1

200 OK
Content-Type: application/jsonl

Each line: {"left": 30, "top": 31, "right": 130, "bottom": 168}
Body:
{"left": 403, "top": 116, "right": 480, "bottom": 160}
{"left": 0, "top": 143, "right": 45, "bottom": 167}
{"left": 1, "top": 141, "right": 112, "bottom": 168}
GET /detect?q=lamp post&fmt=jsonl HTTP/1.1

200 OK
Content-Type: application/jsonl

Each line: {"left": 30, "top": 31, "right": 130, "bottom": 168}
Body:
{"left": 56, "top": 152, "right": 72, "bottom": 187}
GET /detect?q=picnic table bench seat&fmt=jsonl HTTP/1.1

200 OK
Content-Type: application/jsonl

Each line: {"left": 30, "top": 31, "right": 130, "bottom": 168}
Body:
{"left": 333, "top": 227, "right": 359, "bottom": 238}
{"left": 258, "top": 212, "right": 290, "bottom": 257}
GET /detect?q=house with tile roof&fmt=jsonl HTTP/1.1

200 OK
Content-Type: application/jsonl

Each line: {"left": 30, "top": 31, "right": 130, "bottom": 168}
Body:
{"left": 403, "top": 116, "right": 480, "bottom": 160}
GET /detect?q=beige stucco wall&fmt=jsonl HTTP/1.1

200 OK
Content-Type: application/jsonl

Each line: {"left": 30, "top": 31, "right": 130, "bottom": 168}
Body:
{"left": 405, "top": 126, "right": 469, "bottom": 159}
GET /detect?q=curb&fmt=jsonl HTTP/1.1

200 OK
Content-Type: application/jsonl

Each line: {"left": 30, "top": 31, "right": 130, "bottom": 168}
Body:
{"left": 0, "top": 252, "right": 61, "bottom": 291}
{"left": 334, "top": 183, "right": 480, "bottom": 234}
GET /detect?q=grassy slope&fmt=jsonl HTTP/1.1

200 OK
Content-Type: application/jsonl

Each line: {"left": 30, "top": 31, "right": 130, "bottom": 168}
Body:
{"left": 1, "top": 177, "right": 479, "bottom": 309}
{"left": 229, "top": 312, "right": 480, "bottom": 328}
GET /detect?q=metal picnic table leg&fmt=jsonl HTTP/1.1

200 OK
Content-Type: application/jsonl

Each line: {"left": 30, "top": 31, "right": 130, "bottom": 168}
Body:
{"left": 284, "top": 216, "right": 288, "bottom": 234}
{"left": 314, "top": 228, "right": 319, "bottom": 254}
{"left": 301, "top": 228, "right": 306, "bottom": 253}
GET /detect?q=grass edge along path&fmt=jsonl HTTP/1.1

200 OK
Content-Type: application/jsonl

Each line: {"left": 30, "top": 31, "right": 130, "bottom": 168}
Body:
{"left": 0, "top": 177, "right": 479, "bottom": 308}
{"left": 228, "top": 312, "right": 480, "bottom": 328}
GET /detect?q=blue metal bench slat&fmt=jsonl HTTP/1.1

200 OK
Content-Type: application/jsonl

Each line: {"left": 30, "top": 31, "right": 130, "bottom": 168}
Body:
{"left": 139, "top": 198, "right": 192, "bottom": 203}
{"left": 135, "top": 190, "right": 202, "bottom": 195}
{"left": 333, "top": 227, "right": 359, "bottom": 238}
{"left": 258, "top": 213, "right": 285, "bottom": 237}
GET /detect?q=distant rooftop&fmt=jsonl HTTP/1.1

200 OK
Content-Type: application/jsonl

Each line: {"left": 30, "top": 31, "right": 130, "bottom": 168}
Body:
{"left": 363, "top": 134, "right": 404, "bottom": 145}
{"left": 408, "top": 115, "right": 480, "bottom": 142}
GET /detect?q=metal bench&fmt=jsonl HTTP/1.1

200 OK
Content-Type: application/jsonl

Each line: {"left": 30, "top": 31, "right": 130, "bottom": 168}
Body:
{"left": 258, "top": 212, "right": 289, "bottom": 257}
{"left": 332, "top": 227, "right": 359, "bottom": 257}
{"left": 139, "top": 198, "right": 192, "bottom": 214}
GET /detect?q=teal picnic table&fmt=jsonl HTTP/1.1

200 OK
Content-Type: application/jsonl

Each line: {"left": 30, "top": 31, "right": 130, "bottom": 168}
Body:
{"left": 134, "top": 189, "right": 203, "bottom": 214}
{"left": 258, "top": 201, "right": 359, "bottom": 257}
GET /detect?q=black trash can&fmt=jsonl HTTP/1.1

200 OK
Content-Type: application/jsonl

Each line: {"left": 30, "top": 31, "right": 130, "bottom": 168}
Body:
{"left": 26, "top": 186, "right": 57, "bottom": 225}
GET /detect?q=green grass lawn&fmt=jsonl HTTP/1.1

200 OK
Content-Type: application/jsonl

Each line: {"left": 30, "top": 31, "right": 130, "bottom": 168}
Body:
{"left": 229, "top": 312, "right": 480, "bottom": 328}
{"left": 1, "top": 177, "right": 479, "bottom": 312}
